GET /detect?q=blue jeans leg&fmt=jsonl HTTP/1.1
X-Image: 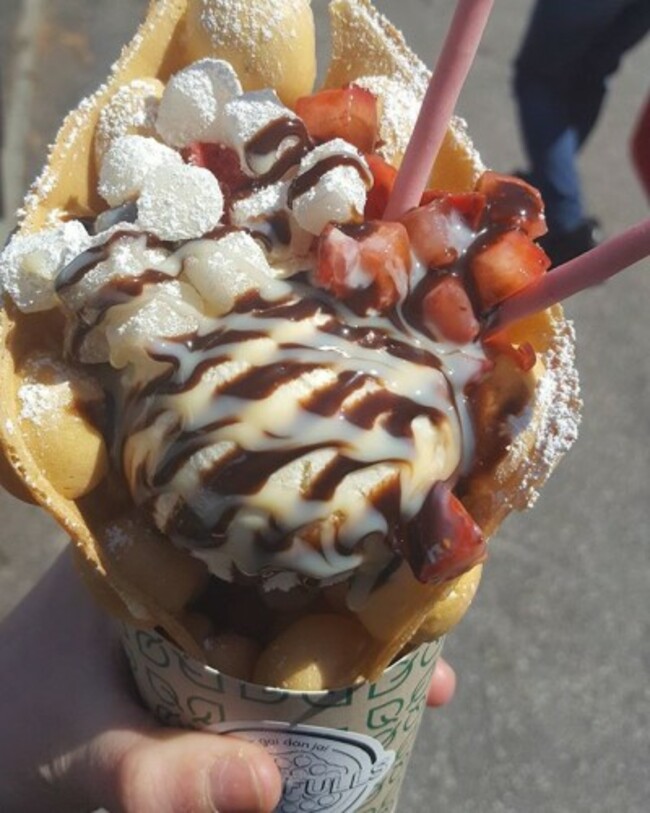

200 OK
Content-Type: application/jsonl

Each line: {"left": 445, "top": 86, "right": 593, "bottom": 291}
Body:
{"left": 513, "top": 0, "right": 650, "bottom": 233}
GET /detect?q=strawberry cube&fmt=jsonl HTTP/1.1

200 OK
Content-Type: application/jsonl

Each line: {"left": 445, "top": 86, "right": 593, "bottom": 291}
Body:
{"left": 470, "top": 229, "right": 551, "bottom": 310}
{"left": 364, "top": 153, "right": 398, "bottom": 220}
{"left": 422, "top": 275, "right": 479, "bottom": 344}
{"left": 295, "top": 86, "right": 379, "bottom": 153}
{"left": 316, "top": 221, "right": 411, "bottom": 311}
{"left": 476, "top": 171, "right": 547, "bottom": 239}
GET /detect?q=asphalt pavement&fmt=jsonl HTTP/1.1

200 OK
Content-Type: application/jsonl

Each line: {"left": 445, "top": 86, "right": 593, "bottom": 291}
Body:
{"left": 1, "top": 1, "right": 649, "bottom": 811}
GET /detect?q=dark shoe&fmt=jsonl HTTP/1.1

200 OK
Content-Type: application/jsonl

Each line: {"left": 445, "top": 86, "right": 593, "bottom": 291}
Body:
{"left": 539, "top": 218, "right": 602, "bottom": 267}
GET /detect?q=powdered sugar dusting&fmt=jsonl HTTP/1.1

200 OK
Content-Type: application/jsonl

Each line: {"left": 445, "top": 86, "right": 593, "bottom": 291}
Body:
{"left": 18, "top": 93, "right": 104, "bottom": 224}
{"left": 95, "top": 78, "right": 164, "bottom": 162}
{"left": 354, "top": 75, "right": 421, "bottom": 162}
{"left": 448, "top": 115, "right": 485, "bottom": 179}
{"left": 18, "top": 381, "right": 72, "bottom": 426}
{"left": 105, "top": 524, "right": 134, "bottom": 555}
{"left": 230, "top": 180, "right": 288, "bottom": 224}
{"left": 98, "top": 135, "right": 182, "bottom": 206}
{"left": 17, "top": 354, "right": 103, "bottom": 426}
{"left": 155, "top": 59, "right": 241, "bottom": 147}
{"left": 137, "top": 163, "right": 224, "bottom": 241}
{"left": 506, "top": 316, "right": 582, "bottom": 510}
{"left": 328, "top": 0, "right": 429, "bottom": 95}
{"left": 0, "top": 220, "right": 90, "bottom": 312}
{"left": 198, "top": 0, "right": 305, "bottom": 49}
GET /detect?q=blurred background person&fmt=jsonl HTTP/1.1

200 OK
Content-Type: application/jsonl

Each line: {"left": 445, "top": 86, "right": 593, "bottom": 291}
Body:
{"left": 513, "top": 0, "right": 650, "bottom": 265}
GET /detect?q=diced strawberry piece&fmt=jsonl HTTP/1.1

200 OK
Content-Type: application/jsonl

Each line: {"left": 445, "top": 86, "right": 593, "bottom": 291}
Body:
{"left": 401, "top": 196, "right": 480, "bottom": 268}
{"left": 422, "top": 275, "right": 479, "bottom": 344}
{"left": 295, "top": 86, "right": 379, "bottom": 152}
{"left": 470, "top": 229, "right": 551, "bottom": 310}
{"left": 364, "top": 153, "right": 398, "bottom": 219}
{"left": 401, "top": 203, "right": 454, "bottom": 268}
{"left": 418, "top": 191, "right": 486, "bottom": 231}
{"left": 405, "top": 482, "right": 487, "bottom": 584}
{"left": 476, "top": 171, "right": 548, "bottom": 239}
{"left": 316, "top": 221, "right": 411, "bottom": 311}
{"left": 182, "top": 142, "right": 250, "bottom": 195}
{"left": 484, "top": 332, "right": 537, "bottom": 371}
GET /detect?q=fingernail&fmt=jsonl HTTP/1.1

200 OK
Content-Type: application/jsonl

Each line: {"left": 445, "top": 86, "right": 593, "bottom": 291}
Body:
{"left": 208, "top": 753, "right": 274, "bottom": 811}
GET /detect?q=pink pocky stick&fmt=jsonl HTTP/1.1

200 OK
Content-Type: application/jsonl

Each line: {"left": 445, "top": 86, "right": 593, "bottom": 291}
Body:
{"left": 384, "top": 0, "right": 494, "bottom": 220}
{"left": 486, "top": 217, "right": 650, "bottom": 335}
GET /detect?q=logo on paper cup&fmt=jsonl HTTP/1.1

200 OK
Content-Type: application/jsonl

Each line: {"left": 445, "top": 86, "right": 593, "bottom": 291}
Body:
{"left": 212, "top": 721, "right": 395, "bottom": 812}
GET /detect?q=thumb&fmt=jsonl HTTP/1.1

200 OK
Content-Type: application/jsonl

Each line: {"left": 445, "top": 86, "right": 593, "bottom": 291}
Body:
{"left": 65, "top": 726, "right": 282, "bottom": 813}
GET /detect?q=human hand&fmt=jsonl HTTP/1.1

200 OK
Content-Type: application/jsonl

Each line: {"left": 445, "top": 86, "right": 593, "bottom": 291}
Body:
{"left": 426, "top": 657, "right": 456, "bottom": 707}
{"left": 0, "top": 547, "right": 282, "bottom": 813}
{"left": 0, "top": 545, "right": 456, "bottom": 812}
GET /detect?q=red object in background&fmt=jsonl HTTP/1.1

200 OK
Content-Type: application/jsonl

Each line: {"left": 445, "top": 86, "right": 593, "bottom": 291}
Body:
{"left": 631, "top": 92, "right": 650, "bottom": 201}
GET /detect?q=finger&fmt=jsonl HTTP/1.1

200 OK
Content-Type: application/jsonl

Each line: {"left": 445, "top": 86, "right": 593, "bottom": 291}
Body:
{"left": 64, "top": 727, "right": 282, "bottom": 813}
{"left": 426, "top": 657, "right": 456, "bottom": 707}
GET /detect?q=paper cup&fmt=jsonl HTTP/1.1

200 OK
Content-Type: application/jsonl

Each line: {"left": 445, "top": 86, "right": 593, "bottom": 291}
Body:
{"left": 122, "top": 624, "right": 443, "bottom": 813}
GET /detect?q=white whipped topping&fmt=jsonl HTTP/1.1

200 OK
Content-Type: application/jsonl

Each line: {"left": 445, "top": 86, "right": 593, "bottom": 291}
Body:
{"left": 155, "top": 58, "right": 242, "bottom": 148}
{"left": 0, "top": 220, "right": 90, "bottom": 312}
{"left": 137, "top": 163, "right": 224, "bottom": 241}
{"left": 98, "top": 135, "right": 182, "bottom": 206}
{"left": 290, "top": 139, "right": 371, "bottom": 235}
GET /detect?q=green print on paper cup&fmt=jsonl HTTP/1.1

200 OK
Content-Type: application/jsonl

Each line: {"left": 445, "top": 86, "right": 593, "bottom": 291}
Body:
{"left": 122, "top": 624, "right": 444, "bottom": 813}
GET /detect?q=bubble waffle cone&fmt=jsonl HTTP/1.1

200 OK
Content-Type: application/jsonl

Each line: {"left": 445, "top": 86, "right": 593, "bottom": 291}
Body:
{"left": 0, "top": 0, "right": 580, "bottom": 682}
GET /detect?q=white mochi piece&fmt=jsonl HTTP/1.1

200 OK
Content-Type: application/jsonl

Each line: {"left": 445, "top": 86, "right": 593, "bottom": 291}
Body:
{"left": 156, "top": 58, "right": 242, "bottom": 148}
{"left": 290, "top": 139, "right": 371, "bottom": 235}
{"left": 229, "top": 182, "right": 313, "bottom": 271}
{"left": 222, "top": 89, "right": 301, "bottom": 177}
{"left": 229, "top": 181, "right": 288, "bottom": 227}
{"left": 94, "top": 78, "right": 164, "bottom": 166}
{"left": 98, "top": 135, "right": 182, "bottom": 206}
{"left": 137, "top": 163, "right": 224, "bottom": 241}
{"left": 0, "top": 220, "right": 90, "bottom": 312}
